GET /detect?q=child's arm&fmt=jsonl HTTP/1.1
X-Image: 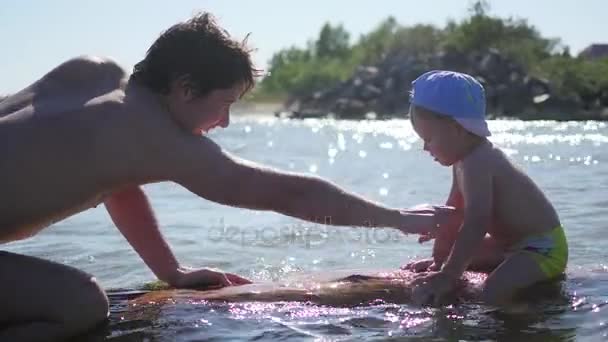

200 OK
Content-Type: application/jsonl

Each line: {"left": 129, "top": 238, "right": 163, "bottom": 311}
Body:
{"left": 404, "top": 168, "right": 463, "bottom": 273}
{"left": 440, "top": 159, "right": 493, "bottom": 279}
{"left": 431, "top": 167, "right": 464, "bottom": 267}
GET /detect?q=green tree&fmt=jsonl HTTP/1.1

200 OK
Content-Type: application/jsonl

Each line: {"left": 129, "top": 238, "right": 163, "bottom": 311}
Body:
{"left": 252, "top": 0, "right": 606, "bottom": 114}
{"left": 444, "top": 1, "right": 558, "bottom": 66}
{"left": 352, "top": 17, "right": 399, "bottom": 64}
{"left": 315, "top": 23, "right": 350, "bottom": 58}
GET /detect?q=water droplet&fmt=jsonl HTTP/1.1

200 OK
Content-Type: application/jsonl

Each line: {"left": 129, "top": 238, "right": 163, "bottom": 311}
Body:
{"left": 267, "top": 141, "right": 273, "bottom": 147}
{"left": 309, "top": 164, "right": 318, "bottom": 173}
{"left": 328, "top": 147, "right": 338, "bottom": 158}
{"left": 383, "top": 173, "right": 389, "bottom": 179}
{"left": 572, "top": 297, "right": 586, "bottom": 308}
{"left": 244, "top": 126, "right": 251, "bottom": 133}
{"left": 337, "top": 133, "right": 347, "bottom": 151}
{"left": 379, "top": 187, "right": 389, "bottom": 196}
{"left": 359, "top": 150, "right": 367, "bottom": 158}
{"left": 352, "top": 133, "right": 364, "bottom": 144}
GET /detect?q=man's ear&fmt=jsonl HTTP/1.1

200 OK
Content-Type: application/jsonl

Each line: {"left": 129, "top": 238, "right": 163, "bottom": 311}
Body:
{"left": 171, "top": 76, "right": 194, "bottom": 101}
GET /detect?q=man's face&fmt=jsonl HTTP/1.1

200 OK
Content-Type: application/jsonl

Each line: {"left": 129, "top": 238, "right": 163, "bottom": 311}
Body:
{"left": 167, "top": 82, "right": 244, "bottom": 134}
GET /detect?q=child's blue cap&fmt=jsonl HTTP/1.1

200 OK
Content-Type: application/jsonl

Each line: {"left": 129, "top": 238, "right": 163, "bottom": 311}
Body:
{"left": 410, "top": 70, "right": 490, "bottom": 137}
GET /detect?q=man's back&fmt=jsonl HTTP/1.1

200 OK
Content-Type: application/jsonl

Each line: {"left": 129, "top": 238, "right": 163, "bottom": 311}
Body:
{"left": 0, "top": 56, "right": 134, "bottom": 239}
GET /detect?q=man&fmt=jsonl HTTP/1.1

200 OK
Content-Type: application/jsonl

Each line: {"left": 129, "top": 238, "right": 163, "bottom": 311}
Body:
{"left": 0, "top": 12, "right": 448, "bottom": 341}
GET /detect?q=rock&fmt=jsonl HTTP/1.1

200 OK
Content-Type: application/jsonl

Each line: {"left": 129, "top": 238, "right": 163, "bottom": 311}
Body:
{"left": 600, "top": 108, "right": 608, "bottom": 120}
{"left": 533, "top": 94, "right": 551, "bottom": 104}
{"left": 333, "top": 98, "right": 368, "bottom": 118}
{"left": 525, "top": 76, "right": 551, "bottom": 97}
{"left": 357, "top": 84, "right": 382, "bottom": 101}
{"left": 279, "top": 47, "right": 606, "bottom": 120}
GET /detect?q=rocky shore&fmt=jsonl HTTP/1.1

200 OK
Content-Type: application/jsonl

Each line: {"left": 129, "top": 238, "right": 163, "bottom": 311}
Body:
{"left": 276, "top": 48, "right": 608, "bottom": 121}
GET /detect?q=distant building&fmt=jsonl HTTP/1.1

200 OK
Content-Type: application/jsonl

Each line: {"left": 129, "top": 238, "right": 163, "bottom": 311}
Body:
{"left": 579, "top": 44, "right": 608, "bottom": 60}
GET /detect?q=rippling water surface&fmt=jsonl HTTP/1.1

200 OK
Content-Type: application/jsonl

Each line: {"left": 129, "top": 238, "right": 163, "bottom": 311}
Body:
{"left": 5, "top": 116, "right": 608, "bottom": 341}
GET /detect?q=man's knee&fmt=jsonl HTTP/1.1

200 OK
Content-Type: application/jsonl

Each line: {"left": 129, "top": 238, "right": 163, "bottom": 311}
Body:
{"left": 79, "top": 276, "right": 109, "bottom": 324}
{"left": 62, "top": 275, "right": 109, "bottom": 330}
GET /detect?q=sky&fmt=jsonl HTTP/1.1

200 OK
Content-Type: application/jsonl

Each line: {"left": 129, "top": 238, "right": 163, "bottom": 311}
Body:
{"left": 1, "top": 0, "right": 606, "bottom": 93}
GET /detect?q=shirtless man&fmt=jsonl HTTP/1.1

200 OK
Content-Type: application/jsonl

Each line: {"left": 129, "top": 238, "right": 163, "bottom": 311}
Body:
{"left": 0, "top": 13, "right": 448, "bottom": 341}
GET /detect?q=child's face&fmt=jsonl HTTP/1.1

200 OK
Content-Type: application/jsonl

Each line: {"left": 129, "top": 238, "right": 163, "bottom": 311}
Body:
{"left": 410, "top": 107, "right": 464, "bottom": 166}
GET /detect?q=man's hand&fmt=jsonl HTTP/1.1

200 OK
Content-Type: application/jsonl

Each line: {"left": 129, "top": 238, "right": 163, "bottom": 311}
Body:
{"left": 417, "top": 232, "right": 435, "bottom": 243}
{"left": 409, "top": 204, "right": 457, "bottom": 224}
{"left": 398, "top": 204, "right": 457, "bottom": 235}
{"left": 410, "top": 271, "right": 460, "bottom": 306}
{"left": 172, "top": 267, "right": 252, "bottom": 289}
{"left": 401, "top": 258, "right": 441, "bottom": 273}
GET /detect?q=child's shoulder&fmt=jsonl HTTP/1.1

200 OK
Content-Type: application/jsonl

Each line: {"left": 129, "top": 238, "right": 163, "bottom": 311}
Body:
{"left": 461, "top": 140, "right": 498, "bottom": 161}
{"left": 459, "top": 141, "right": 511, "bottom": 171}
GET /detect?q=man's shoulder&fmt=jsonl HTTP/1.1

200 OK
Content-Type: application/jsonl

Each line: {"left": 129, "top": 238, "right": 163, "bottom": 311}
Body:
{"left": 43, "top": 55, "right": 128, "bottom": 89}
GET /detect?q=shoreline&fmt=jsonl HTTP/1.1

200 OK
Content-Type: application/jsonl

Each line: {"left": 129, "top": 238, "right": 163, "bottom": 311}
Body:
{"left": 234, "top": 101, "right": 608, "bottom": 122}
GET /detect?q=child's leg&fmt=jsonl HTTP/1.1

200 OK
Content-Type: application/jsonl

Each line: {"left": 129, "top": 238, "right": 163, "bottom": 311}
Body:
{"left": 403, "top": 236, "right": 506, "bottom": 273}
{"left": 467, "top": 236, "right": 506, "bottom": 272}
{"left": 0, "top": 251, "right": 109, "bottom": 342}
{"left": 480, "top": 252, "right": 548, "bottom": 305}
{"left": 482, "top": 226, "right": 569, "bottom": 304}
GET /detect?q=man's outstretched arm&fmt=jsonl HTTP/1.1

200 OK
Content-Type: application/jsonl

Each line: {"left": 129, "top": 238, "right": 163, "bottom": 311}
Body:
{"left": 172, "top": 136, "right": 445, "bottom": 234}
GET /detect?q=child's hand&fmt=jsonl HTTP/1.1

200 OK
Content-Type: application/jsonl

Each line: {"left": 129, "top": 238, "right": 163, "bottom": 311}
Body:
{"left": 401, "top": 258, "right": 434, "bottom": 272}
{"left": 401, "top": 258, "right": 442, "bottom": 272}
{"left": 411, "top": 271, "right": 459, "bottom": 306}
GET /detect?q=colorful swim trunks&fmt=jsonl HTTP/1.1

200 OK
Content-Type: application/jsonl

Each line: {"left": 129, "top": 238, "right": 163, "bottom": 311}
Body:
{"left": 511, "top": 225, "right": 568, "bottom": 279}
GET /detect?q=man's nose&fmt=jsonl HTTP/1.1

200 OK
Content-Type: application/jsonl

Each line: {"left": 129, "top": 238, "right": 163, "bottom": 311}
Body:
{"left": 218, "top": 112, "right": 230, "bottom": 128}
